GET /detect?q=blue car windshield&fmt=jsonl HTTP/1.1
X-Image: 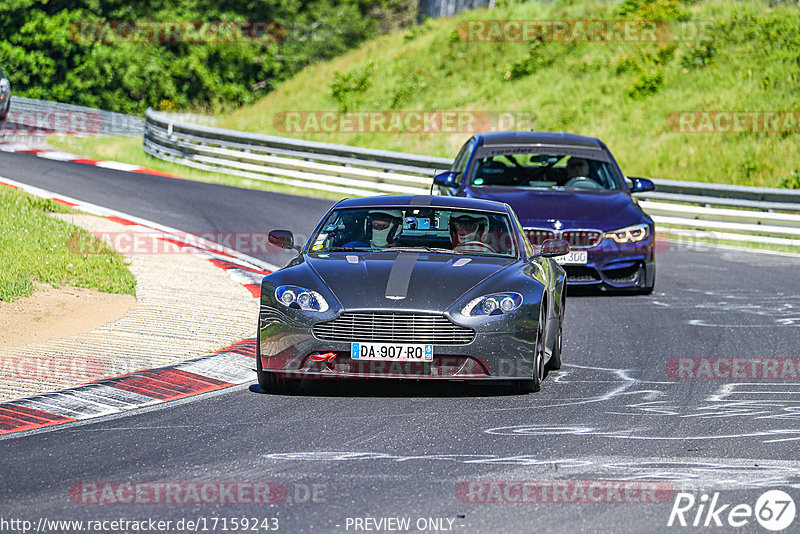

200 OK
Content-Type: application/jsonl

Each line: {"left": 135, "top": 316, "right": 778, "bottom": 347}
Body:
{"left": 308, "top": 207, "right": 519, "bottom": 257}
{"left": 468, "top": 153, "right": 622, "bottom": 191}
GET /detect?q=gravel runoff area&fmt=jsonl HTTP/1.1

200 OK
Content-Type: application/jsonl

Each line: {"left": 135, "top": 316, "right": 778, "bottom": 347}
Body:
{"left": 0, "top": 213, "right": 259, "bottom": 401}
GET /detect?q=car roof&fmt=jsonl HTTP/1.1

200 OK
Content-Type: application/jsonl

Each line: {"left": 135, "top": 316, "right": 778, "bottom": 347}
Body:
{"left": 334, "top": 195, "right": 509, "bottom": 213}
{"left": 477, "top": 131, "right": 604, "bottom": 149}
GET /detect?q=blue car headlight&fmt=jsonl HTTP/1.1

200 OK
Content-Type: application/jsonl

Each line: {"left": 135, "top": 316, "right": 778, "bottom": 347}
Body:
{"left": 605, "top": 223, "right": 649, "bottom": 243}
{"left": 461, "top": 292, "right": 523, "bottom": 316}
{"left": 275, "top": 285, "right": 329, "bottom": 312}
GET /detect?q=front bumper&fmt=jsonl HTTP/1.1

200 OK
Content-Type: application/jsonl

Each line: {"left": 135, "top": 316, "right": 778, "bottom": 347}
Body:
{"left": 258, "top": 307, "right": 540, "bottom": 381}
{"left": 561, "top": 238, "right": 654, "bottom": 289}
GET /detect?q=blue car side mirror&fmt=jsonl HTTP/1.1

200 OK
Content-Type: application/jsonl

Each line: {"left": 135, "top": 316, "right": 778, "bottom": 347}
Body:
{"left": 629, "top": 177, "right": 655, "bottom": 193}
{"left": 433, "top": 171, "right": 459, "bottom": 187}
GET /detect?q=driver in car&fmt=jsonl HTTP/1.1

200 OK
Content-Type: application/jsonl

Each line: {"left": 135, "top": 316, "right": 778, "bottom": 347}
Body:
{"left": 566, "top": 157, "right": 590, "bottom": 180}
{"left": 338, "top": 209, "right": 403, "bottom": 249}
{"left": 450, "top": 213, "right": 494, "bottom": 253}
{"left": 564, "top": 156, "right": 604, "bottom": 189}
{"left": 366, "top": 210, "right": 403, "bottom": 248}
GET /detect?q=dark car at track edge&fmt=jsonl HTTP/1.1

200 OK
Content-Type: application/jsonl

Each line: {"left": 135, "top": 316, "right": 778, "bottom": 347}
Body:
{"left": 434, "top": 131, "right": 656, "bottom": 293}
{"left": 0, "top": 65, "right": 10, "bottom": 129}
{"left": 257, "top": 195, "right": 568, "bottom": 394}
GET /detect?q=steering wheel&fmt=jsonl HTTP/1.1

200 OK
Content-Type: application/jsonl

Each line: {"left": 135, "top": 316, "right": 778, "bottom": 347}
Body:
{"left": 456, "top": 241, "right": 496, "bottom": 253}
{"left": 564, "top": 176, "right": 603, "bottom": 189}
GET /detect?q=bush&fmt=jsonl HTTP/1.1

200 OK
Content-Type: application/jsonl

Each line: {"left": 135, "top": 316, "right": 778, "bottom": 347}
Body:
{"left": 0, "top": 0, "right": 415, "bottom": 115}
{"left": 779, "top": 169, "right": 800, "bottom": 189}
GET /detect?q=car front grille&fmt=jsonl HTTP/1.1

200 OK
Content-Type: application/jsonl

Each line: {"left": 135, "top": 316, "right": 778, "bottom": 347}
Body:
{"left": 524, "top": 228, "right": 603, "bottom": 250}
{"left": 312, "top": 312, "right": 475, "bottom": 345}
{"left": 524, "top": 228, "right": 556, "bottom": 247}
{"left": 561, "top": 230, "right": 603, "bottom": 249}
{"left": 564, "top": 266, "right": 601, "bottom": 282}
{"left": 603, "top": 264, "right": 641, "bottom": 283}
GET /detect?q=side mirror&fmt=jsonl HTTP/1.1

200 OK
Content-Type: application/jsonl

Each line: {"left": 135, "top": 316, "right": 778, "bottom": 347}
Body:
{"left": 540, "top": 238, "right": 570, "bottom": 258}
{"left": 629, "top": 177, "right": 655, "bottom": 193}
{"left": 433, "top": 171, "right": 459, "bottom": 187}
{"left": 268, "top": 229, "right": 295, "bottom": 250}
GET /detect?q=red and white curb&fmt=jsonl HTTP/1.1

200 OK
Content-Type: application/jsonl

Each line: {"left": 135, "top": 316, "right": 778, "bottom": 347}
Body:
{"left": 0, "top": 176, "right": 280, "bottom": 437}
{"left": 0, "top": 141, "right": 180, "bottom": 178}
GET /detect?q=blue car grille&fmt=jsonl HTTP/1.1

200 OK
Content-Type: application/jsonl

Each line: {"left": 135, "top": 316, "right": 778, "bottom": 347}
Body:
{"left": 524, "top": 228, "right": 556, "bottom": 247}
{"left": 562, "top": 230, "right": 603, "bottom": 249}
{"left": 312, "top": 312, "right": 475, "bottom": 345}
{"left": 564, "top": 266, "right": 601, "bottom": 282}
{"left": 603, "top": 264, "right": 641, "bottom": 283}
{"left": 524, "top": 228, "right": 602, "bottom": 250}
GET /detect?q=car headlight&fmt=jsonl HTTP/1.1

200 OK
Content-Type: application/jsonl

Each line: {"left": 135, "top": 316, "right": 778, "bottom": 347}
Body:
{"left": 605, "top": 223, "right": 649, "bottom": 243}
{"left": 275, "top": 285, "right": 329, "bottom": 312}
{"left": 0, "top": 78, "right": 9, "bottom": 91}
{"left": 461, "top": 292, "right": 523, "bottom": 316}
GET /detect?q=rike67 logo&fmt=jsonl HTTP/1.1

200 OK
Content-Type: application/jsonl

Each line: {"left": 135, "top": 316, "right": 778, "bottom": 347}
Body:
{"left": 668, "top": 490, "right": 796, "bottom": 531}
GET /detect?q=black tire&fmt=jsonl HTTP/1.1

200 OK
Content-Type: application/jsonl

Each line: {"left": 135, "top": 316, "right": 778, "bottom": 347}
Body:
{"left": 546, "top": 319, "right": 563, "bottom": 371}
{"left": 634, "top": 264, "right": 655, "bottom": 295}
{"left": 517, "top": 304, "right": 546, "bottom": 393}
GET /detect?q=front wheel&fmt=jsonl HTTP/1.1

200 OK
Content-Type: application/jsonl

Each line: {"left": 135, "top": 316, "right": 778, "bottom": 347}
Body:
{"left": 634, "top": 263, "right": 655, "bottom": 295}
{"left": 546, "top": 319, "right": 563, "bottom": 371}
{"left": 517, "top": 305, "right": 546, "bottom": 393}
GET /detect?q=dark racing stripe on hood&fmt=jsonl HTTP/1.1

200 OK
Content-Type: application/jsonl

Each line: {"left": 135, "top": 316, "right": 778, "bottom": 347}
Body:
{"left": 385, "top": 253, "right": 419, "bottom": 299}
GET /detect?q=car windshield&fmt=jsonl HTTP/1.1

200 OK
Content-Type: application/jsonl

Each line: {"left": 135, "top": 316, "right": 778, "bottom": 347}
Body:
{"left": 308, "top": 207, "right": 518, "bottom": 257}
{"left": 468, "top": 152, "right": 622, "bottom": 191}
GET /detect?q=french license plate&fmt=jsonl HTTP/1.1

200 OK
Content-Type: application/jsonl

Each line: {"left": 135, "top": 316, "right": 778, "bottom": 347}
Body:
{"left": 554, "top": 251, "right": 588, "bottom": 265}
{"left": 351, "top": 342, "right": 433, "bottom": 362}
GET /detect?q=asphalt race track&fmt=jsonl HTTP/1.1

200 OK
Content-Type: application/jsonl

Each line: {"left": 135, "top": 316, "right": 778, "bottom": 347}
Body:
{"left": 2, "top": 151, "right": 800, "bottom": 533}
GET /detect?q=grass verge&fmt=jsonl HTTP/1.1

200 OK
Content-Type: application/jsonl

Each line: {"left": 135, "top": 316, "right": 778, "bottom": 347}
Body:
{"left": 0, "top": 186, "right": 137, "bottom": 301}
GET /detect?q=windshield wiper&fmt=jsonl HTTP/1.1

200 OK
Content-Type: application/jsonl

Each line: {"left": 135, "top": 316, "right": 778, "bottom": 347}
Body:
{"left": 391, "top": 246, "right": 460, "bottom": 254}
{"left": 318, "top": 247, "right": 365, "bottom": 252}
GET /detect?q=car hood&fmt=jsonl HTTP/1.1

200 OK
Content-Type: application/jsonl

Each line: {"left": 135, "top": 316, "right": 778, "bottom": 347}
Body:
{"left": 469, "top": 188, "right": 644, "bottom": 230}
{"left": 306, "top": 252, "right": 514, "bottom": 312}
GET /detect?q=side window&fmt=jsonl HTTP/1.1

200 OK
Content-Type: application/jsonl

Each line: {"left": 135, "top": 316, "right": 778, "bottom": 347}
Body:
{"left": 510, "top": 210, "right": 533, "bottom": 257}
{"left": 450, "top": 139, "right": 475, "bottom": 186}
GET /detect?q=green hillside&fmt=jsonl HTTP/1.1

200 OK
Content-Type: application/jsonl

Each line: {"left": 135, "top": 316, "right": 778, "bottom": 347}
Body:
{"left": 1, "top": 0, "right": 415, "bottom": 114}
{"left": 218, "top": 0, "right": 800, "bottom": 188}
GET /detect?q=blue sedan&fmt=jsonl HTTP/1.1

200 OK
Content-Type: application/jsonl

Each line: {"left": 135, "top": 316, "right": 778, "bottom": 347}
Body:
{"left": 434, "top": 131, "right": 656, "bottom": 293}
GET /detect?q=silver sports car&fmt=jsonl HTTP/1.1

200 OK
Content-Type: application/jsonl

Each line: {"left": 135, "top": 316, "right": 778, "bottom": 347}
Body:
{"left": 257, "top": 195, "right": 568, "bottom": 393}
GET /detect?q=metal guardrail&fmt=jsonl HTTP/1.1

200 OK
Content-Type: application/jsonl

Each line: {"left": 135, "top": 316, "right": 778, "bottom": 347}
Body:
{"left": 6, "top": 96, "right": 144, "bottom": 137}
{"left": 144, "top": 108, "right": 800, "bottom": 248}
